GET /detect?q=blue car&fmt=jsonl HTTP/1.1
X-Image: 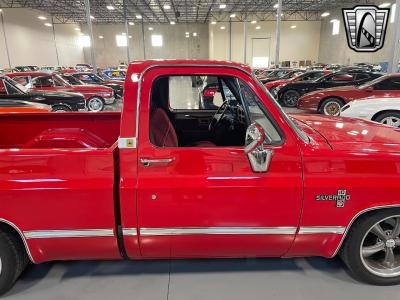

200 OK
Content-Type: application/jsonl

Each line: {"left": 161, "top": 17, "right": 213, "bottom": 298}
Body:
{"left": 102, "top": 69, "right": 126, "bottom": 80}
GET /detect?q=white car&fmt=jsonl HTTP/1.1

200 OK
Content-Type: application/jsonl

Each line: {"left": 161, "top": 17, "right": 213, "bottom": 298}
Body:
{"left": 340, "top": 97, "right": 400, "bottom": 128}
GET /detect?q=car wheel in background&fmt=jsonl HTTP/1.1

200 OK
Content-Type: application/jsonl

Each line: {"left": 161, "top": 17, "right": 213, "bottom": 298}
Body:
{"left": 282, "top": 90, "right": 300, "bottom": 107}
{"left": 374, "top": 111, "right": 400, "bottom": 128}
{"left": 52, "top": 105, "right": 72, "bottom": 112}
{"left": 341, "top": 208, "right": 400, "bottom": 285}
{"left": 269, "top": 86, "right": 277, "bottom": 96}
{"left": 319, "top": 98, "right": 344, "bottom": 116}
{"left": 87, "top": 97, "right": 105, "bottom": 112}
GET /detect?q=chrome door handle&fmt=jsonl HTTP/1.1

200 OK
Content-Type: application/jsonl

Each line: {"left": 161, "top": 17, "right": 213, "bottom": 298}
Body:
{"left": 140, "top": 157, "right": 175, "bottom": 167}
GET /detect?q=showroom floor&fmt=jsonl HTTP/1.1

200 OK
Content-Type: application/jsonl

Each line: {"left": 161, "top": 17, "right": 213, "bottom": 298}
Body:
{"left": 5, "top": 257, "right": 400, "bottom": 300}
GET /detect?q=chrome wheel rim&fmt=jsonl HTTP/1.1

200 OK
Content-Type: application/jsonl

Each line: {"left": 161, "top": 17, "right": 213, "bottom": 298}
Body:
{"left": 88, "top": 98, "right": 103, "bottom": 112}
{"left": 323, "top": 101, "right": 341, "bottom": 116}
{"left": 381, "top": 116, "right": 400, "bottom": 128}
{"left": 360, "top": 215, "right": 400, "bottom": 277}
{"left": 283, "top": 91, "right": 299, "bottom": 107}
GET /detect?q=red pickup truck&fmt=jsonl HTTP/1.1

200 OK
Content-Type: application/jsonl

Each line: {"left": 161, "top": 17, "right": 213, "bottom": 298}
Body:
{"left": 0, "top": 60, "right": 400, "bottom": 294}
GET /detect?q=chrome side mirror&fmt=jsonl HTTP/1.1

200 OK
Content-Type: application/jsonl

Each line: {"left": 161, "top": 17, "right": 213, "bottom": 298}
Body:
{"left": 244, "top": 123, "right": 273, "bottom": 173}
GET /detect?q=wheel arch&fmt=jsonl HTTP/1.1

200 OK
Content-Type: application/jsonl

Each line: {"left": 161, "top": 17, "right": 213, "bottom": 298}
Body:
{"left": 0, "top": 219, "right": 34, "bottom": 263}
{"left": 52, "top": 103, "right": 73, "bottom": 111}
{"left": 317, "top": 96, "right": 346, "bottom": 111}
{"left": 371, "top": 109, "right": 400, "bottom": 122}
{"left": 332, "top": 204, "right": 400, "bottom": 257}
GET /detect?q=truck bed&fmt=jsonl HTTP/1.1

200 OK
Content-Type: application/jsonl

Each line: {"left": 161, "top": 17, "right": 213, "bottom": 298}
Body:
{"left": 0, "top": 112, "right": 120, "bottom": 149}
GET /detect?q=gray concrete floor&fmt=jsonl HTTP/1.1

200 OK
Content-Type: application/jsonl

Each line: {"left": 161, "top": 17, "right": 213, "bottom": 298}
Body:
{"left": 5, "top": 257, "right": 400, "bottom": 299}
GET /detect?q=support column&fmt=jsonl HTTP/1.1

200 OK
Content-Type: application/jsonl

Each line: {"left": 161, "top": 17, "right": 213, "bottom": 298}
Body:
{"left": 141, "top": 20, "right": 146, "bottom": 59}
{"left": 243, "top": 18, "right": 247, "bottom": 64}
{"left": 51, "top": 16, "right": 60, "bottom": 65}
{"left": 388, "top": 0, "right": 400, "bottom": 73}
{"left": 229, "top": 19, "right": 232, "bottom": 61}
{"left": 0, "top": 10, "right": 11, "bottom": 69}
{"left": 84, "top": 0, "right": 96, "bottom": 71}
{"left": 275, "top": 0, "right": 282, "bottom": 68}
{"left": 123, "top": 0, "right": 131, "bottom": 63}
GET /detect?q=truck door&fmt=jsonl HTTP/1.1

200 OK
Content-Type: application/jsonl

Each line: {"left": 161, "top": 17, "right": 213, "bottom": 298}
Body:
{"left": 136, "top": 66, "right": 303, "bottom": 258}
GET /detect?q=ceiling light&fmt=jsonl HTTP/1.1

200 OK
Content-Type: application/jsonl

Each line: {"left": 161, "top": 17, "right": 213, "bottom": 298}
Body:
{"left": 163, "top": 4, "right": 171, "bottom": 10}
{"left": 0, "top": 9, "right": 3, "bottom": 12}
{"left": 193, "top": 32, "right": 197, "bottom": 36}
{"left": 273, "top": 3, "right": 279, "bottom": 9}
{"left": 275, "top": 13, "right": 283, "bottom": 17}
{"left": 379, "top": 2, "right": 391, "bottom": 8}
{"left": 136, "top": 14, "right": 142, "bottom": 19}
{"left": 185, "top": 31, "right": 189, "bottom": 34}
{"left": 330, "top": 18, "right": 339, "bottom": 23}
{"left": 148, "top": 27, "right": 153, "bottom": 31}
{"left": 170, "top": 21, "right": 175, "bottom": 25}
{"left": 129, "top": 35, "right": 132, "bottom": 38}
{"left": 220, "top": 26, "right": 225, "bottom": 30}
{"left": 211, "top": 21, "right": 217, "bottom": 24}
{"left": 321, "top": 12, "right": 330, "bottom": 17}
{"left": 230, "top": 13, "right": 236, "bottom": 18}
{"left": 90, "top": 15, "right": 95, "bottom": 19}
{"left": 44, "top": 23, "right": 52, "bottom": 27}
{"left": 255, "top": 26, "right": 261, "bottom": 29}
{"left": 99, "top": 35, "right": 104, "bottom": 39}
{"left": 74, "top": 27, "right": 80, "bottom": 31}
{"left": 290, "top": 25, "right": 297, "bottom": 28}
{"left": 251, "top": 20, "right": 257, "bottom": 24}
{"left": 219, "top": 4, "right": 226, "bottom": 9}
{"left": 122, "top": 32, "right": 126, "bottom": 35}
{"left": 38, "top": 16, "right": 47, "bottom": 20}
{"left": 128, "top": 21, "right": 134, "bottom": 25}
{"left": 106, "top": 5, "right": 115, "bottom": 10}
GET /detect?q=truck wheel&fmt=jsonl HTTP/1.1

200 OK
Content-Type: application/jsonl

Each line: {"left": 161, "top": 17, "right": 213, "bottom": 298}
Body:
{"left": 319, "top": 98, "right": 344, "bottom": 116}
{"left": 341, "top": 208, "right": 400, "bottom": 285}
{"left": 282, "top": 90, "right": 300, "bottom": 107}
{"left": 52, "top": 105, "right": 71, "bottom": 112}
{"left": 87, "top": 97, "right": 105, "bottom": 112}
{"left": 0, "top": 231, "right": 28, "bottom": 295}
{"left": 374, "top": 111, "right": 400, "bottom": 128}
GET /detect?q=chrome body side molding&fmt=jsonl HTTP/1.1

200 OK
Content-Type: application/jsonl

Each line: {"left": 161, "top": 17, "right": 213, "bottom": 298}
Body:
{"left": 122, "top": 228, "right": 138, "bottom": 236}
{"left": 23, "top": 229, "right": 114, "bottom": 239}
{"left": 298, "top": 226, "right": 346, "bottom": 234}
{"left": 140, "top": 227, "right": 298, "bottom": 236}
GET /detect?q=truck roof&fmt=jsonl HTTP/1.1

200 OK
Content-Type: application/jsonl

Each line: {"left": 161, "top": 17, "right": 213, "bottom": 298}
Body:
{"left": 127, "top": 60, "right": 252, "bottom": 76}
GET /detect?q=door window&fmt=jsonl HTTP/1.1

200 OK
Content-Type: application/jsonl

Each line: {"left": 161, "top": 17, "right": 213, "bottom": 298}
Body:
{"left": 374, "top": 78, "right": 400, "bottom": 90}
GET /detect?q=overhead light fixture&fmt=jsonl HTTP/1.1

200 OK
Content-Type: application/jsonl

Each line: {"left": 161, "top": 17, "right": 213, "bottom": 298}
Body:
{"left": 136, "top": 14, "right": 142, "bottom": 19}
{"left": 106, "top": 5, "right": 115, "bottom": 10}
{"left": 219, "top": 4, "right": 226, "bottom": 9}
{"left": 129, "top": 35, "right": 132, "bottom": 38}
{"left": 251, "top": 20, "right": 257, "bottom": 24}
{"left": 128, "top": 21, "right": 134, "bottom": 25}
{"left": 79, "top": 35, "right": 91, "bottom": 47}
{"left": 170, "top": 21, "right": 175, "bottom": 25}
{"left": 275, "top": 13, "right": 283, "bottom": 17}
{"left": 230, "top": 13, "right": 236, "bottom": 18}
{"left": 98, "top": 35, "right": 104, "bottom": 39}
{"left": 74, "top": 27, "right": 80, "bottom": 31}
{"left": 38, "top": 16, "right": 47, "bottom": 20}
{"left": 152, "top": 34, "right": 163, "bottom": 47}
{"left": 273, "top": 3, "right": 279, "bottom": 9}
{"left": 116, "top": 34, "right": 127, "bottom": 47}
{"left": 163, "top": 4, "right": 171, "bottom": 10}
{"left": 122, "top": 32, "right": 126, "bottom": 35}
{"left": 330, "top": 18, "right": 339, "bottom": 23}
{"left": 44, "top": 23, "right": 52, "bottom": 27}
{"left": 148, "top": 27, "right": 153, "bottom": 31}
{"left": 185, "top": 31, "right": 189, "bottom": 34}
{"left": 220, "top": 26, "right": 225, "bottom": 30}
{"left": 321, "top": 12, "right": 330, "bottom": 17}
{"left": 193, "top": 32, "right": 197, "bottom": 36}
{"left": 379, "top": 2, "right": 391, "bottom": 8}
{"left": 290, "top": 25, "right": 297, "bottom": 29}
{"left": 211, "top": 21, "right": 217, "bottom": 24}
{"left": 90, "top": 15, "right": 95, "bottom": 19}
{"left": 255, "top": 26, "right": 261, "bottom": 29}
{"left": 0, "top": 9, "right": 3, "bottom": 12}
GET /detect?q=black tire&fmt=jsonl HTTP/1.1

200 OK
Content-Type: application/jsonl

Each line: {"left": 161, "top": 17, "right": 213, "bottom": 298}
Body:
{"left": 87, "top": 97, "right": 105, "bottom": 112}
{"left": 319, "top": 98, "right": 344, "bottom": 116}
{"left": 373, "top": 111, "right": 400, "bottom": 128}
{"left": 0, "top": 231, "right": 29, "bottom": 295}
{"left": 52, "top": 105, "right": 71, "bottom": 112}
{"left": 282, "top": 90, "right": 300, "bottom": 107}
{"left": 341, "top": 208, "right": 400, "bottom": 285}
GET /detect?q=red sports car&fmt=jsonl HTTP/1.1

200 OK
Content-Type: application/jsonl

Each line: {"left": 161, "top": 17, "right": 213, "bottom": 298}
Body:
{"left": 297, "top": 74, "right": 400, "bottom": 116}
{"left": 264, "top": 70, "right": 332, "bottom": 96}
{"left": 7, "top": 72, "right": 115, "bottom": 112}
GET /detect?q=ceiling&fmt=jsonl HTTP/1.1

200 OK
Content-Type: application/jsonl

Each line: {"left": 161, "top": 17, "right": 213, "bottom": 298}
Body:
{"left": 0, "top": 0, "right": 374, "bottom": 24}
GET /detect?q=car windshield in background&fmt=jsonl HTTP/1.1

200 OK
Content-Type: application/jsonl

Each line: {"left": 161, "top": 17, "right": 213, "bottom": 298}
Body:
{"left": 63, "top": 75, "right": 84, "bottom": 85}
{"left": 268, "top": 70, "right": 290, "bottom": 78}
{"left": 358, "top": 75, "right": 386, "bottom": 89}
{"left": 7, "top": 78, "right": 28, "bottom": 93}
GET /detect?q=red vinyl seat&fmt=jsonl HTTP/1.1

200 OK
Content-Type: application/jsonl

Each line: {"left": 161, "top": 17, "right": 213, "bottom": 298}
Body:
{"left": 150, "top": 108, "right": 215, "bottom": 148}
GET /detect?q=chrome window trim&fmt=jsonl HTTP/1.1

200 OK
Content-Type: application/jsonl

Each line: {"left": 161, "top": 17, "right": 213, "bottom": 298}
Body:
{"left": 0, "top": 218, "right": 34, "bottom": 263}
{"left": 23, "top": 229, "right": 114, "bottom": 239}
{"left": 122, "top": 228, "right": 138, "bottom": 236}
{"left": 140, "top": 227, "right": 298, "bottom": 236}
{"left": 298, "top": 226, "right": 346, "bottom": 234}
{"left": 331, "top": 204, "right": 400, "bottom": 257}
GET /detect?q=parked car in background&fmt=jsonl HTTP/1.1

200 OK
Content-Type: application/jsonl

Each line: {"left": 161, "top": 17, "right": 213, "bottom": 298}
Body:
{"left": 0, "top": 76, "right": 86, "bottom": 111}
{"left": 277, "top": 70, "right": 382, "bottom": 107}
{"left": 297, "top": 74, "right": 400, "bottom": 115}
{"left": 102, "top": 69, "right": 126, "bottom": 80}
{"left": 259, "top": 68, "right": 303, "bottom": 84}
{"left": 41, "top": 66, "right": 66, "bottom": 73}
{"left": 0, "top": 99, "right": 51, "bottom": 113}
{"left": 75, "top": 63, "right": 93, "bottom": 71}
{"left": 340, "top": 97, "right": 400, "bottom": 128}
{"left": 7, "top": 72, "right": 115, "bottom": 112}
{"left": 253, "top": 68, "right": 274, "bottom": 79}
{"left": 65, "top": 72, "right": 124, "bottom": 99}
{"left": 13, "top": 66, "right": 39, "bottom": 72}
{"left": 265, "top": 70, "right": 332, "bottom": 96}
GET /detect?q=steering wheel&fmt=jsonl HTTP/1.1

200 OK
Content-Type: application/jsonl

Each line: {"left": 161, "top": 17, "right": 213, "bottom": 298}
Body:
{"left": 208, "top": 100, "right": 231, "bottom": 132}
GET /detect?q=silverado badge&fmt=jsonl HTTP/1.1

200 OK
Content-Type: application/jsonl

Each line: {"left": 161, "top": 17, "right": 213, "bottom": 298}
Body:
{"left": 316, "top": 190, "right": 350, "bottom": 207}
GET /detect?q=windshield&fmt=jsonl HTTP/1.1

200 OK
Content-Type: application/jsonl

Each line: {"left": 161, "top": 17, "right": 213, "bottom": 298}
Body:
{"left": 268, "top": 70, "right": 290, "bottom": 78}
{"left": 252, "top": 75, "right": 310, "bottom": 143}
{"left": 6, "top": 78, "right": 28, "bottom": 93}
{"left": 63, "top": 75, "right": 84, "bottom": 85}
{"left": 53, "top": 74, "right": 70, "bottom": 86}
{"left": 358, "top": 75, "right": 386, "bottom": 89}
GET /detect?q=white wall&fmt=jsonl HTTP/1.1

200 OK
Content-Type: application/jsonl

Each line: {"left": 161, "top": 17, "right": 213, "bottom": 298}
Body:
{"left": 209, "top": 20, "right": 321, "bottom": 67}
{"left": 0, "top": 8, "right": 84, "bottom": 69}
